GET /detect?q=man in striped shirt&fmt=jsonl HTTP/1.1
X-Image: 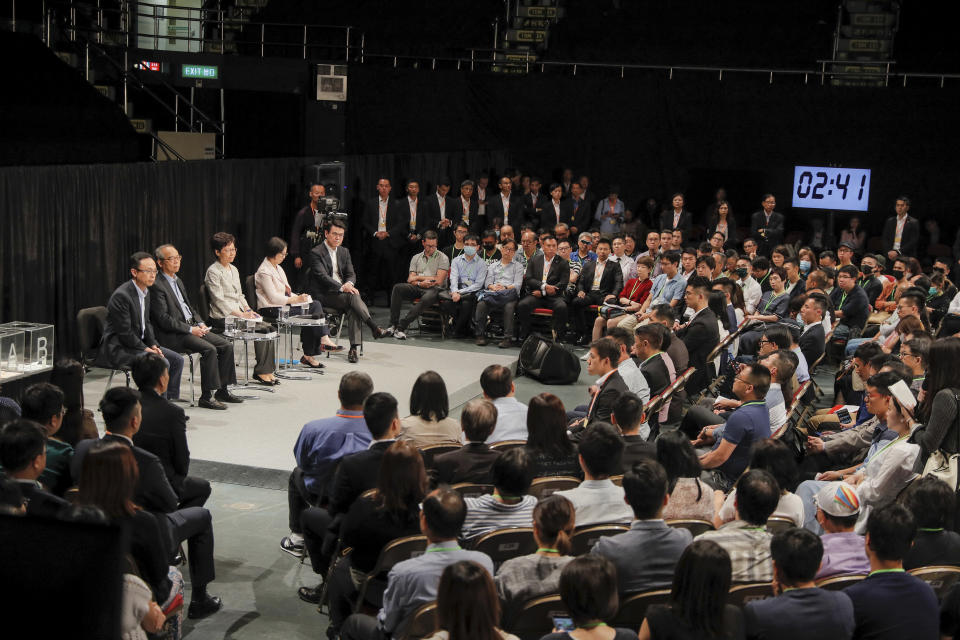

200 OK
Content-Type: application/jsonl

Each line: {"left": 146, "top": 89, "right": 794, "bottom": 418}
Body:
{"left": 461, "top": 448, "right": 537, "bottom": 539}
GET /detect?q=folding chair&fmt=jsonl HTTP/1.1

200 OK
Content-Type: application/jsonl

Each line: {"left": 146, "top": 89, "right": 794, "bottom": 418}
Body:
{"left": 909, "top": 566, "right": 960, "bottom": 600}
{"left": 727, "top": 582, "right": 773, "bottom": 608}
{"left": 469, "top": 527, "right": 537, "bottom": 569}
{"left": 506, "top": 593, "right": 566, "bottom": 640}
{"left": 666, "top": 519, "right": 714, "bottom": 537}
{"left": 76, "top": 306, "right": 130, "bottom": 388}
{"left": 570, "top": 524, "right": 629, "bottom": 555}
{"left": 354, "top": 535, "right": 429, "bottom": 611}
{"left": 815, "top": 574, "right": 866, "bottom": 591}
{"left": 765, "top": 516, "right": 797, "bottom": 535}
{"left": 451, "top": 482, "right": 493, "bottom": 499}
{"left": 490, "top": 440, "right": 526, "bottom": 453}
{"left": 528, "top": 476, "right": 580, "bottom": 500}
{"left": 611, "top": 589, "right": 672, "bottom": 629}
{"left": 419, "top": 443, "right": 461, "bottom": 467}
{"left": 400, "top": 601, "right": 438, "bottom": 640}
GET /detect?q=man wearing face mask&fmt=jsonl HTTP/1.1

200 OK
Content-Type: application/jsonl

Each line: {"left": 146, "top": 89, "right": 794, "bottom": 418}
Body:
{"left": 478, "top": 230, "right": 501, "bottom": 264}
{"left": 857, "top": 254, "right": 884, "bottom": 306}
{"left": 441, "top": 234, "right": 488, "bottom": 338}
{"left": 735, "top": 257, "right": 762, "bottom": 314}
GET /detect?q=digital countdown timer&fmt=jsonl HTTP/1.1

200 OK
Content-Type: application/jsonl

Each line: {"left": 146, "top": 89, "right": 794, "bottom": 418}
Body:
{"left": 791, "top": 166, "right": 871, "bottom": 212}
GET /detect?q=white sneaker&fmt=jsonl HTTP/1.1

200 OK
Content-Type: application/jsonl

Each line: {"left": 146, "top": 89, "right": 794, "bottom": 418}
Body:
{"left": 383, "top": 325, "right": 397, "bottom": 337}
{"left": 394, "top": 330, "right": 408, "bottom": 340}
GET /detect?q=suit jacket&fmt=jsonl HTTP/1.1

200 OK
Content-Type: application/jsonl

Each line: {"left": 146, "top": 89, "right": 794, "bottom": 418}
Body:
{"left": 308, "top": 243, "right": 357, "bottom": 298}
{"left": 17, "top": 480, "right": 71, "bottom": 519}
{"left": 678, "top": 308, "right": 720, "bottom": 396}
{"left": 592, "top": 520, "right": 693, "bottom": 593}
{"left": 539, "top": 199, "right": 574, "bottom": 232}
{"left": 101, "top": 279, "right": 158, "bottom": 366}
{"left": 363, "top": 197, "right": 406, "bottom": 248}
{"left": 396, "top": 196, "right": 430, "bottom": 240}
{"left": 576, "top": 259, "right": 624, "bottom": 297}
{"left": 290, "top": 203, "right": 323, "bottom": 260}
{"left": 328, "top": 439, "right": 394, "bottom": 517}
{"left": 799, "top": 323, "right": 826, "bottom": 368}
{"left": 433, "top": 442, "right": 501, "bottom": 485}
{"left": 750, "top": 210, "right": 785, "bottom": 249}
{"left": 620, "top": 435, "right": 657, "bottom": 474}
{"left": 588, "top": 370, "right": 629, "bottom": 424}
{"left": 149, "top": 274, "right": 200, "bottom": 346}
{"left": 659, "top": 210, "right": 693, "bottom": 232}
{"left": 569, "top": 197, "right": 593, "bottom": 233}
{"left": 522, "top": 254, "right": 570, "bottom": 297}
{"left": 486, "top": 192, "right": 525, "bottom": 228}
{"left": 422, "top": 193, "right": 472, "bottom": 236}
{"left": 523, "top": 192, "right": 547, "bottom": 224}
{"left": 882, "top": 215, "right": 920, "bottom": 256}
{"left": 133, "top": 388, "right": 190, "bottom": 494}
{"left": 72, "top": 434, "right": 179, "bottom": 514}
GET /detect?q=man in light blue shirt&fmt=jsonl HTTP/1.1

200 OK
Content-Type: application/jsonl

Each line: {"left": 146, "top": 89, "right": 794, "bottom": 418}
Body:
{"left": 480, "top": 364, "right": 528, "bottom": 443}
{"left": 339, "top": 487, "right": 494, "bottom": 640}
{"left": 441, "top": 234, "right": 488, "bottom": 338}
{"left": 475, "top": 239, "right": 524, "bottom": 348}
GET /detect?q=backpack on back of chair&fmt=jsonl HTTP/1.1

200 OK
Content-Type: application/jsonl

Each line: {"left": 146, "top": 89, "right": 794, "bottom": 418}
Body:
{"left": 517, "top": 334, "right": 581, "bottom": 385}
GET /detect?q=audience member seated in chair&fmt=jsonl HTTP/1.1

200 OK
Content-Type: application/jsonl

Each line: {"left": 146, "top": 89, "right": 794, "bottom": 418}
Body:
{"left": 101, "top": 251, "right": 185, "bottom": 397}
{"left": 434, "top": 398, "right": 502, "bottom": 485}
{"left": 426, "top": 560, "right": 520, "bottom": 640}
{"left": 571, "top": 237, "right": 622, "bottom": 345}
{"left": 48, "top": 358, "right": 99, "bottom": 446}
{"left": 539, "top": 555, "right": 638, "bottom": 640}
{"left": 633, "top": 323, "right": 676, "bottom": 436}
{"left": 481, "top": 365, "right": 529, "bottom": 444}
{"left": 385, "top": 230, "right": 450, "bottom": 340}
{"left": 462, "top": 448, "right": 537, "bottom": 539}
{"left": 440, "top": 233, "right": 487, "bottom": 338}
{"left": 696, "top": 469, "right": 779, "bottom": 583}
{"left": 902, "top": 476, "right": 960, "bottom": 570}
{"left": 339, "top": 486, "right": 494, "bottom": 640}
{"left": 744, "top": 528, "right": 855, "bottom": 640}
{"left": 0, "top": 420, "right": 71, "bottom": 518}
{"left": 813, "top": 482, "right": 870, "bottom": 579}
{"left": 398, "top": 371, "right": 461, "bottom": 448}
{"left": 691, "top": 363, "right": 772, "bottom": 492}
{"left": 524, "top": 393, "right": 580, "bottom": 478}
{"left": 656, "top": 430, "right": 714, "bottom": 522}
{"left": 829, "top": 265, "right": 871, "bottom": 343}
{"left": 516, "top": 235, "right": 570, "bottom": 342}
{"left": 638, "top": 540, "right": 744, "bottom": 640}
{"left": 555, "top": 422, "right": 633, "bottom": 526}
{"left": 714, "top": 440, "right": 804, "bottom": 529}
{"left": 280, "top": 371, "right": 374, "bottom": 559}
{"left": 322, "top": 440, "right": 427, "bottom": 627}
{"left": 495, "top": 494, "right": 576, "bottom": 623}
{"left": 131, "top": 353, "right": 211, "bottom": 510}
{"left": 203, "top": 233, "right": 277, "bottom": 385}
{"left": 568, "top": 338, "right": 628, "bottom": 434}
{"left": 151, "top": 243, "right": 241, "bottom": 410}
{"left": 475, "top": 238, "right": 524, "bottom": 348}
{"left": 255, "top": 236, "right": 342, "bottom": 368}
{"left": 19, "top": 383, "right": 73, "bottom": 497}
{"left": 591, "top": 458, "right": 693, "bottom": 594}
{"left": 843, "top": 503, "right": 939, "bottom": 640}
{"left": 676, "top": 275, "right": 720, "bottom": 398}
{"left": 612, "top": 393, "right": 656, "bottom": 472}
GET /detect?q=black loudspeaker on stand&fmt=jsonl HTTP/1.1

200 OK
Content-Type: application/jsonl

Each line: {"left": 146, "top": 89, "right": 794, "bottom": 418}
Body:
{"left": 517, "top": 334, "right": 581, "bottom": 385}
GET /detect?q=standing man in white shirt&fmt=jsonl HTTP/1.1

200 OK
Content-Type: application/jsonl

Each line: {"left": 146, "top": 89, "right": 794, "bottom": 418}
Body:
{"left": 361, "top": 177, "right": 403, "bottom": 297}
{"left": 480, "top": 364, "right": 529, "bottom": 443}
{"left": 736, "top": 256, "right": 763, "bottom": 314}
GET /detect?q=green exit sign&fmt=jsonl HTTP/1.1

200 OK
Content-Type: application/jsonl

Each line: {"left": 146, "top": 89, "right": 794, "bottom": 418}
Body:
{"left": 182, "top": 64, "right": 218, "bottom": 79}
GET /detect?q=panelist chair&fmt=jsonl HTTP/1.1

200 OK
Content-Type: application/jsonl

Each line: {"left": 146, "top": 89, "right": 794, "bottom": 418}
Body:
{"left": 76, "top": 306, "right": 130, "bottom": 388}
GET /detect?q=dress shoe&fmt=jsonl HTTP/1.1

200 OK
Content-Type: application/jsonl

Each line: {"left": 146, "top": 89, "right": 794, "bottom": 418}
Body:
{"left": 198, "top": 397, "right": 227, "bottom": 410}
{"left": 214, "top": 390, "right": 244, "bottom": 404}
{"left": 187, "top": 594, "right": 223, "bottom": 620}
{"left": 475, "top": 335, "right": 488, "bottom": 346}
{"left": 299, "top": 356, "right": 325, "bottom": 369}
{"left": 298, "top": 585, "right": 322, "bottom": 604}
{"left": 372, "top": 326, "right": 388, "bottom": 339}
{"left": 348, "top": 347, "right": 359, "bottom": 363}
{"left": 499, "top": 338, "right": 513, "bottom": 349}
{"left": 253, "top": 374, "right": 280, "bottom": 386}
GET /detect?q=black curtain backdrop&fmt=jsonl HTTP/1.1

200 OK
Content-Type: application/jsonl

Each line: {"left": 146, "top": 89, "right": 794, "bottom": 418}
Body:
{"left": 0, "top": 150, "right": 509, "bottom": 358}
{"left": 345, "top": 66, "right": 960, "bottom": 236}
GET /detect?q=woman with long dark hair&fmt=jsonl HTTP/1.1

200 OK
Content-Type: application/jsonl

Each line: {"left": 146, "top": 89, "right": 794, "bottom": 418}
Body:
{"left": 496, "top": 494, "right": 576, "bottom": 622}
{"left": 657, "top": 430, "right": 713, "bottom": 522}
{"left": 916, "top": 338, "right": 960, "bottom": 469}
{"left": 639, "top": 540, "right": 744, "bottom": 639}
{"left": 539, "top": 555, "right": 636, "bottom": 640}
{"left": 706, "top": 200, "right": 737, "bottom": 249}
{"left": 426, "top": 561, "right": 519, "bottom": 640}
{"left": 524, "top": 393, "right": 580, "bottom": 478}
{"left": 399, "top": 371, "right": 460, "bottom": 448}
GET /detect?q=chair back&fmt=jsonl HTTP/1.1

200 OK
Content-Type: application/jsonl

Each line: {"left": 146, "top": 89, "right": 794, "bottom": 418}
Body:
{"left": 909, "top": 566, "right": 960, "bottom": 600}
{"left": 452, "top": 483, "right": 493, "bottom": 499}
{"left": 612, "top": 589, "right": 672, "bottom": 628}
{"left": 76, "top": 306, "right": 107, "bottom": 366}
{"left": 507, "top": 594, "right": 566, "bottom": 640}
{"left": 490, "top": 440, "right": 526, "bottom": 453}
{"left": 355, "top": 535, "right": 429, "bottom": 611}
{"left": 528, "top": 476, "right": 580, "bottom": 500}
{"left": 570, "top": 524, "right": 629, "bottom": 556}
{"left": 815, "top": 574, "right": 866, "bottom": 591}
{"left": 666, "top": 519, "right": 714, "bottom": 537}
{"left": 470, "top": 528, "right": 537, "bottom": 568}
{"left": 197, "top": 285, "right": 211, "bottom": 323}
{"left": 419, "top": 443, "right": 461, "bottom": 467}
{"left": 609, "top": 475, "right": 623, "bottom": 487}
{"left": 727, "top": 582, "right": 773, "bottom": 608}
{"left": 244, "top": 274, "right": 258, "bottom": 312}
{"left": 765, "top": 516, "right": 796, "bottom": 535}
{"left": 400, "top": 601, "right": 438, "bottom": 640}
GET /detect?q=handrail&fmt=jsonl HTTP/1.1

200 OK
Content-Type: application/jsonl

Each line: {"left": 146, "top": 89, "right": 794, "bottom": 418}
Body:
{"left": 147, "top": 131, "right": 186, "bottom": 162}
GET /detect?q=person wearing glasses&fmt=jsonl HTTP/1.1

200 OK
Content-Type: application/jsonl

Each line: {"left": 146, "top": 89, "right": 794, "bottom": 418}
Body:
{"left": 150, "top": 243, "right": 241, "bottom": 410}
{"left": 101, "top": 251, "right": 185, "bottom": 399}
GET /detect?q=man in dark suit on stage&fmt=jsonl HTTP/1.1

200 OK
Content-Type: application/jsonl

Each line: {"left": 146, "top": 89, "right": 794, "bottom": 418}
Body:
{"left": 676, "top": 275, "right": 720, "bottom": 397}
{"left": 486, "top": 175, "right": 525, "bottom": 230}
{"left": 568, "top": 181, "right": 593, "bottom": 236}
{"left": 539, "top": 183, "right": 575, "bottom": 233}
{"left": 100, "top": 251, "right": 183, "bottom": 401}
{"left": 0, "top": 420, "right": 71, "bottom": 519}
{"left": 361, "top": 177, "right": 405, "bottom": 294}
{"left": 309, "top": 220, "right": 387, "bottom": 363}
{"left": 131, "top": 352, "right": 211, "bottom": 510}
{"left": 750, "top": 193, "right": 785, "bottom": 255}
{"left": 422, "top": 177, "right": 458, "bottom": 246}
{"left": 571, "top": 238, "right": 623, "bottom": 343}
{"left": 522, "top": 176, "right": 546, "bottom": 225}
{"left": 433, "top": 398, "right": 502, "bottom": 485}
{"left": 517, "top": 235, "right": 570, "bottom": 341}
{"left": 290, "top": 182, "right": 327, "bottom": 288}
{"left": 881, "top": 196, "right": 920, "bottom": 262}
{"left": 150, "top": 243, "right": 240, "bottom": 410}
{"left": 397, "top": 179, "right": 428, "bottom": 264}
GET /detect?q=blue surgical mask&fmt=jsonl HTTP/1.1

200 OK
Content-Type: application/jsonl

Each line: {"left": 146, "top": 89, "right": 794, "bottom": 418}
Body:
{"left": 799, "top": 260, "right": 811, "bottom": 274}
{"left": 463, "top": 245, "right": 477, "bottom": 257}
{"left": 929, "top": 286, "right": 938, "bottom": 297}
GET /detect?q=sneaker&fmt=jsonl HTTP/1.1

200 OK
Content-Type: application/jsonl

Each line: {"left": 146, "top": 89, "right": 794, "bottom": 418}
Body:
{"left": 394, "top": 330, "right": 408, "bottom": 340}
{"left": 383, "top": 325, "right": 397, "bottom": 337}
{"left": 280, "top": 536, "right": 304, "bottom": 558}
